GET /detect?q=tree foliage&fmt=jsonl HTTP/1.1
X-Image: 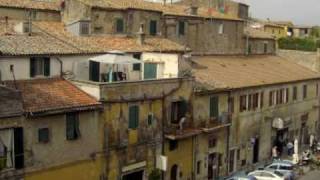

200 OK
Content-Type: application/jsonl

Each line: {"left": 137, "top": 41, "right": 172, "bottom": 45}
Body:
{"left": 278, "top": 37, "right": 320, "bottom": 51}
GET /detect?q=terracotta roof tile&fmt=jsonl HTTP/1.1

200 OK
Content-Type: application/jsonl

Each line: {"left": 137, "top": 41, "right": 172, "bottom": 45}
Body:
{"left": 0, "top": 85, "right": 23, "bottom": 118}
{"left": 193, "top": 55, "right": 320, "bottom": 90}
{"left": 4, "top": 78, "right": 101, "bottom": 114}
{"left": 0, "top": 0, "right": 61, "bottom": 11}
{"left": 33, "top": 21, "right": 187, "bottom": 53}
{"left": 79, "top": 0, "right": 241, "bottom": 21}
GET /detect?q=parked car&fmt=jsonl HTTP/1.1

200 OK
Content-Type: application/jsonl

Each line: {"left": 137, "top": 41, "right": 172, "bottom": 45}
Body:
{"left": 265, "top": 160, "right": 295, "bottom": 180}
{"left": 225, "top": 171, "right": 257, "bottom": 180}
{"left": 248, "top": 170, "right": 288, "bottom": 180}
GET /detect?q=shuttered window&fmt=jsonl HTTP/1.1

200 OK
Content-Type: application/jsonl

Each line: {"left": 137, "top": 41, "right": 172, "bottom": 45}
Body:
{"left": 293, "top": 86, "right": 297, "bottom": 100}
{"left": 209, "top": 96, "right": 219, "bottom": 119}
{"left": 116, "top": 18, "right": 124, "bottom": 33}
{"left": 149, "top": 20, "right": 157, "bottom": 36}
{"left": 66, "top": 112, "right": 80, "bottom": 140}
{"left": 38, "top": 128, "right": 49, "bottom": 143}
{"left": 129, "top": 105, "right": 139, "bottom": 129}
{"left": 144, "top": 63, "right": 157, "bottom": 79}
{"left": 178, "top": 21, "right": 185, "bottom": 35}
{"left": 30, "top": 57, "right": 50, "bottom": 77}
{"left": 303, "top": 85, "right": 308, "bottom": 99}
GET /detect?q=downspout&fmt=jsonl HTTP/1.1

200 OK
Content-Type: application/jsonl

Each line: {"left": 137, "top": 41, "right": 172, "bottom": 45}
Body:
{"left": 226, "top": 90, "right": 232, "bottom": 175}
{"left": 161, "top": 91, "right": 166, "bottom": 180}
{"left": 55, "top": 57, "right": 63, "bottom": 77}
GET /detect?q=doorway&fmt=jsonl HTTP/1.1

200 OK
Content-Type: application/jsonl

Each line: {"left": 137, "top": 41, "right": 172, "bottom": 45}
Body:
{"left": 253, "top": 138, "right": 259, "bottom": 164}
{"left": 170, "top": 164, "right": 178, "bottom": 180}
{"left": 208, "top": 153, "right": 219, "bottom": 180}
{"left": 122, "top": 170, "right": 144, "bottom": 180}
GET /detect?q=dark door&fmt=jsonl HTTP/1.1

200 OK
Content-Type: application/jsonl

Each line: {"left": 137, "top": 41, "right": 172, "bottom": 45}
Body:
{"left": 14, "top": 127, "right": 24, "bottom": 169}
{"left": 208, "top": 153, "right": 219, "bottom": 180}
{"left": 170, "top": 164, "right": 178, "bottom": 180}
{"left": 229, "top": 150, "right": 235, "bottom": 173}
{"left": 253, "top": 138, "right": 259, "bottom": 164}
{"left": 144, "top": 63, "right": 157, "bottom": 79}
{"left": 122, "top": 170, "right": 143, "bottom": 180}
{"left": 89, "top": 61, "right": 100, "bottom": 82}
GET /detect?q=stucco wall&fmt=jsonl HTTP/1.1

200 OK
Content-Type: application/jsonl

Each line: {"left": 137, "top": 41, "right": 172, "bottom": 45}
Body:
{"left": 229, "top": 80, "right": 320, "bottom": 171}
{"left": 0, "top": 7, "right": 60, "bottom": 21}
{"left": 248, "top": 39, "right": 276, "bottom": 55}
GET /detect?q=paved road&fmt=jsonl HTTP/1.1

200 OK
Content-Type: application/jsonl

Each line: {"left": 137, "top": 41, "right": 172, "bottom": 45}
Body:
{"left": 300, "top": 170, "right": 320, "bottom": 180}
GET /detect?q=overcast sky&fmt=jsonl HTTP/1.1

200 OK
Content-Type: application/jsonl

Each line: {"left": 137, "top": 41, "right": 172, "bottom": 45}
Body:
{"left": 235, "top": 0, "right": 320, "bottom": 25}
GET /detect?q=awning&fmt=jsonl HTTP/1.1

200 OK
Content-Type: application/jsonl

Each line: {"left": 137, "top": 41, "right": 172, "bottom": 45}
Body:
{"left": 272, "top": 117, "right": 284, "bottom": 129}
{"left": 89, "top": 52, "right": 142, "bottom": 64}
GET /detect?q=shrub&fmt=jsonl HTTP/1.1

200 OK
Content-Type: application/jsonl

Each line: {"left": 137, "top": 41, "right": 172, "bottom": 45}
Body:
{"left": 278, "top": 37, "right": 320, "bottom": 51}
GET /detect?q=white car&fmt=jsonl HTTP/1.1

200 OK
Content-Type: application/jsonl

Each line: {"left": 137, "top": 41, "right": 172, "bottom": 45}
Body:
{"left": 248, "top": 170, "right": 286, "bottom": 180}
{"left": 264, "top": 160, "right": 295, "bottom": 179}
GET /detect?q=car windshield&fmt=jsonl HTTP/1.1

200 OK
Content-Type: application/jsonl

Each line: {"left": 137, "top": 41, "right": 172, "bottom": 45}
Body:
{"left": 274, "top": 171, "right": 284, "bottom": 177}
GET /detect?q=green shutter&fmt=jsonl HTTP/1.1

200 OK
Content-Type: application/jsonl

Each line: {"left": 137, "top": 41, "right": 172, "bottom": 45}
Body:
{"left": 44, "top": 57, "right": 50, "bottom": 76}
{"left": 116, "top": 18, "right": 124, "bottom": 33}
{"left": 144, "top": 63, "right": 157, "bottom": 79}
{"left": 30, "top": 57, "right": 36, "bottom": 77}
{"left": 129, "top": 105, "right": 139, "bottom": 129}
{"left": 149, "top": 20, "right": 157, "bottom": 36}
{"left": 210, "top": 97, "right": 219, "bottom": 118}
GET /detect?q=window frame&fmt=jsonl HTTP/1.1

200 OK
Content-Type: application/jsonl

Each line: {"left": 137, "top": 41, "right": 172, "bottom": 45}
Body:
{"left": 209, "top": 96, "right": 219, "bottom": 119}
{"left": 38, "top": 128, "right": 49, "bottom": 143}
{"left": 303, "top": 84, "right": 308, "bottom": 99}
{"left": 178, "top": 21, "right": 185, "bottom": 36}
{"left": 115, "top": 18, "right": 124, "bottom": 33}
{"left": 66, "top": 112, "right": 80, "bottom": 141}
{"left": 149, "top": 20, "right": 157, "bottom": 36}
{"left": 30, "top": 57, "right": 50, "bottom": 78}
{"left": 128, "top": 105, "right": 139, "bottom": 129}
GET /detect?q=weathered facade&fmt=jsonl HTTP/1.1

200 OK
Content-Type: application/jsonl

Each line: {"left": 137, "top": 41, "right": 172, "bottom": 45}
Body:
{"left": 0, "top": 79, "right": 103, "bottom": 179}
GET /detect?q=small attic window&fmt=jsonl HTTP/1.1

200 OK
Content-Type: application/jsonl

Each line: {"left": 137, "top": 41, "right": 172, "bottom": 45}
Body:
{"left": 80, "top": 22, "right": 90, "bottom": 35}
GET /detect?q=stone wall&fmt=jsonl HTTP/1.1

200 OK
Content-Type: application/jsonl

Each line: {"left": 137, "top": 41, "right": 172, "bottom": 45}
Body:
{"left": 0, "top": 7, "right": 60, "bottom": 21}
{"left": 248, "top": 38, "right": 276, "bottom": 55}
{"left": 278, "top": 49, "right": 320, "bottom": 72}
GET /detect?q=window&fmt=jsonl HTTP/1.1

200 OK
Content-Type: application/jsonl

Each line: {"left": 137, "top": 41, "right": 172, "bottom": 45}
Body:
{"left": 144, "top": 63, "right": 157, "bottom": 79}
{"left": 252, "top": 93, "right": 259, "bottom": 110}
{"left": 303, "top": 84, "right": 307, "bottom": 99}
{"left": 149, "top": 20, "right": 157, "bottom": 36}
{"left": 248, "top": 94, "right": 252, "bottom": 110}
{"left": 0, "top": 128, "right": 24, "bottom": 170}
{"left": 80, "top": 22, "right": 89, "bottom": 35}
{"left": 284, "top": 88, "right": 289, "bottom": 103}
{"left": 89, "top": 61, "right": 100, "bottom": 82}
{"left": 269, "top": 91, "right": 275, "bottom": 106}
{"left": 66, "top": 112, "right": 80, "bottom": 140}
{"left": 293, "top": 86, "right": 297, "bottom": 100}
{"left": 30, "top": 57, "right": 50, "bottom": 77}
{"left": 209, "top": 96, "right": 219, "bottom": 119}
{"left": 169, "top": 140, "right": 178, "bottom": 151}
{"left": 240, "top": 95, "right": 247, "bottom": 112}
{"left": 269, "top": 165, "right": 278, "bottom": 170}
{"left": 208, "top": 137, "right": 217, "bottom": 148}
{"left": 133, "top": 54, "right": 141, "bottom": 71}
{"left": 264, "top": 42, "right": 268, "bottom": 53}
{"left": 228, "top": 97, "right": 234, "bottom": 113}
{"left": 115, "top": 18, "right": 124, "bottom": 33}
{"left": 171, "top": 100, "right": 187, "bottom": 124}
{"left": 147, "top": 113, "right": 154, "bottom": 126}
{"left": 129, "top": 105, "right": 139, "bottom": 129}
{"left": 260, "top": 92, "right": 264, "bottom": 108}
{"left": 197, "top": 160, "right": 201, "bottom": 174}
{"left": 178, "top": 21, "right": 185, "bottom": 36}
{"left": 218, "top": 23, "right": 224, "bottom": 34}
{"left": 38, "top": 128, "right": 49, "bottom": 143}
{"left": 280, "top": 165, "right": 293, "bottom": 170}
{"left": 316, "top": 84, "right": 319, "bottom": 97}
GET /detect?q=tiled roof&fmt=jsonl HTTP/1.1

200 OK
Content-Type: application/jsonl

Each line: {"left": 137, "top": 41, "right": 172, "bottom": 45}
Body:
{"left": 79, "top": 0, "right": 241, "bottom": 21}
{"left": 0, "top": 85, "right": 23, "bottom": 118}
{"left": 192, "top": 55, "right": 320, "bottom": 91}
{"left": 4, "top": 78, "right": 101, "bottom": 115}
{"left": 244, "top": 27, "right": 275, "bottom": 40}
{"left": 0, "top": 0, "right": 61, "bottom": 11}
{"left": 34, "top": 21, "right": 187, "bottom": 53}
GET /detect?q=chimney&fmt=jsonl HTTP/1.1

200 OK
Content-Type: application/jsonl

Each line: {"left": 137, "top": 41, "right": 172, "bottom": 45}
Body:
{"left": 187, "top": 4, "right": 198, "bottom": 15}
{"left": 137, "top": 23, "right": 145, "bottom": 45}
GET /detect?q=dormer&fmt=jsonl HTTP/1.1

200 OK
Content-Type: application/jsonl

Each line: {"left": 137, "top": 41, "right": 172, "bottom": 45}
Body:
{"left": 66, "top": 20, "right": 91, "bottom": 36}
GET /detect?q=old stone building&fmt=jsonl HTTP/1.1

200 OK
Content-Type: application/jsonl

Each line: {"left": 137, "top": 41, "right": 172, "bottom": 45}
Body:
{"left": 62, "top": 0, "right": 246, "bottom": 55}
{"left": 0, "top": 0, "right": 61, "bottom": 21}
{"left": 244, "top": 27, "right": 276, "bottom": 55}
{"left": 0, "top": 78, "right": 103, "bottom": 179}
{"left": 192, "top": 55, "right": 320, "bottom": 174}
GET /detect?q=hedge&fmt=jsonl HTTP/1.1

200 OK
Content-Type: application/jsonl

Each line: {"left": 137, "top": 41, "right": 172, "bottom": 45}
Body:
{"left": 278, "top": 37, "right": 320, "bottom": 52}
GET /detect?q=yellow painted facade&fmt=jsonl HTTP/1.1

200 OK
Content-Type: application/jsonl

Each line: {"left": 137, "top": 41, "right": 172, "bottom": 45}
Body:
{"left": 26, "top": 157, "right": 104, "bottom": 180}
{"left": 264, "top": 25, "right": 287, "bottom": 39}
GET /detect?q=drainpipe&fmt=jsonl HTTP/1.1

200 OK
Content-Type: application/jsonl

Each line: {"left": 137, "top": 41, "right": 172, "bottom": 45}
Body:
{"left": 161, "top": 92, "right": 166, "bottom": 180}
{"left": 55, "top": 57, "right": 63, "bottom": 77}
{"left": 226, "top": 90, "right": 232, "bottom": 175}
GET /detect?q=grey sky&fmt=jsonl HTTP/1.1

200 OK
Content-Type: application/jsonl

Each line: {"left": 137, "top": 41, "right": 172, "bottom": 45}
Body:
{"left": 237, "top": 0, "right": 320, "bottom": 25}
